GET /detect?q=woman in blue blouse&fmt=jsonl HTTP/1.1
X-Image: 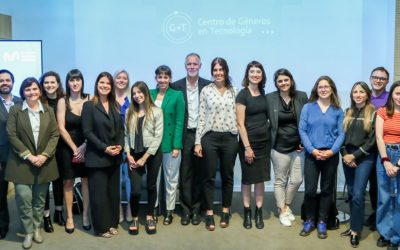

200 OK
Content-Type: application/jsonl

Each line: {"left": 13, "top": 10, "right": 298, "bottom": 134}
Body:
{"left": 113, "top": 70, "right": 132, "bottom": 223}
{"left": 298, "top": 76, "right": 344, "bottom": 239}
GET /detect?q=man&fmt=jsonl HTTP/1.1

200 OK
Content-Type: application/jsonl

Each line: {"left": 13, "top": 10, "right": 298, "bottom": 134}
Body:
{"left": 0, "top": 69, "right": 22, "bottom": 239}
{"left": 369, "top": 67, "right": 390, "bottom": 247}
{"left": 171, "top": 53, "right": 211, "bottom": 225}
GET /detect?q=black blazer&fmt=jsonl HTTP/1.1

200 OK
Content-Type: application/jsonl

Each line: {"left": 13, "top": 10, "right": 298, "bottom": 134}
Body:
{"left": 265, "top": 91, "right": 308, "bottom": 147}
{"left": 81, "top": 101, "right": 124, "bottom": 168}
{"left": 0, "top": 96, "right": 22, "bottom": 163}
{"left": 171, "top": 76, "right": 211, "bottom": 131}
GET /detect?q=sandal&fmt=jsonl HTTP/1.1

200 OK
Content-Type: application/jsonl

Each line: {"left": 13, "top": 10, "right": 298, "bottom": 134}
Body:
{"left": 109, "top": 227, "right": 118, "bottom": 235}
{"left": 220, "top": 212, "right": 231, "bottom": 228}
{"left": 128, "top": 219, "right": 139, "bottom": 235}
{"left": 205, "top": 215, "right": 215, "bottom": 231}
{"left": 145, "top": 218, "right": 156, "bottom": 235}
{"left": 99, "top": 232, "right": 112, "bottom": 238}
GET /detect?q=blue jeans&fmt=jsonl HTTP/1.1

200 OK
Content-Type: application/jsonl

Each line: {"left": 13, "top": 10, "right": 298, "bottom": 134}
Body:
{"left": 342, "top": 149, "right": 375, "bottom": 233}
{"left": 376, "top": 145, "right": 400, "bottom": 244}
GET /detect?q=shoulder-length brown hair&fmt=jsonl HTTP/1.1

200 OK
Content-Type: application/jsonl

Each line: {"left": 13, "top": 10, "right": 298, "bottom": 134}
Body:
{"left": 91, "top": 72, "right": 119, "bottom": 111}
{"left": 309, "top": 75, "right": 340, "bottom": 108}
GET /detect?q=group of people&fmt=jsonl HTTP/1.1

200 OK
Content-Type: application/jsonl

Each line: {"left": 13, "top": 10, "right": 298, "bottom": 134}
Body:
{"left": 0, "top": 53, "right": 399, "bottom": 250}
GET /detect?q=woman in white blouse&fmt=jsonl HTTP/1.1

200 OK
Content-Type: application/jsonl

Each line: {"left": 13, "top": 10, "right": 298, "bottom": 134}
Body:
{"left": 194, "top": 57, "right": 238, "bottom": 231}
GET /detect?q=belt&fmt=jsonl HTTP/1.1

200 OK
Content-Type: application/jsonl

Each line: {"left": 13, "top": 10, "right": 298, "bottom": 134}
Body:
{"left": 186, "top": 128, "right": 196, "bottom": 133}
{"left": 386, "top": 144, "right": 400, "bottom": 150}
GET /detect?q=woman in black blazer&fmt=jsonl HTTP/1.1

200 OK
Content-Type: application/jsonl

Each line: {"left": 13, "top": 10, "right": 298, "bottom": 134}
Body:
{"left": 265, "top": 68, "right": 308, "bottom": 227}
{"left": 81, "top": 72, "right": 124, "bottom": 238}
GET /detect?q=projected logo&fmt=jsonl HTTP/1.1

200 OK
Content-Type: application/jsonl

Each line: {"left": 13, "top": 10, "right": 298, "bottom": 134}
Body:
{"left": 163, "top": 11, "right": 192, "bottom": 44}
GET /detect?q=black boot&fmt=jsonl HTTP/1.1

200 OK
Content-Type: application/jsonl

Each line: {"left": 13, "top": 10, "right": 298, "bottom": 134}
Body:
{"left": 43, "top": 216, "right": 54, "bottom": 233}
{"left": 255, "top": 206, "right": 264, "bottom": 229}
{"left": 53, "top": 210, "right": 66, "bottom": 226}
{"left": 243, "top": 207, "right": 252, "bottom": 229}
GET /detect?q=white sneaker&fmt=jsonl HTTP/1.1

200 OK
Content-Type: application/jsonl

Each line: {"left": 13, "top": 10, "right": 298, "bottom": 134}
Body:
{"left": 279, "top": 213, "right": 292, "bottom": 227}
{"left": 286, "top": 207, "right": 296, "bottom": 222}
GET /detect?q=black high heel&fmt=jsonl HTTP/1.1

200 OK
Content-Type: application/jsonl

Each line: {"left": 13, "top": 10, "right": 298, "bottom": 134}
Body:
{"left": 350, "top": 234, "right": 360, "bottom": 248}
{"left": 205, "top": 215, "right": 215, "bottom": 231}
{"left": 128, "top": 219, "right": 139, "bottom": 235}
{"left": 145, "top": 218, "right": 156, "bottom": 235}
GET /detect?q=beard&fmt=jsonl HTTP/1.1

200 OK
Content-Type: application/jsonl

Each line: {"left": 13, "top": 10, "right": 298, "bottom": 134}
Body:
{"left": 0, "top": 86, "right": 11, "bottom": 95}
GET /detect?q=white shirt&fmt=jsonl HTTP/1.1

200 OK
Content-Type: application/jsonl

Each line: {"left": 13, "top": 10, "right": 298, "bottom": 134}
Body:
{"left": 0, "top": 95, "right": 15, "bottom": 113}
{"left": 195, "top": 84, "right": 238, "bottom": 145}
{"left": 154, "top": 99, "right": 162, "bottom": 108}
{"left": 22, "top": 101, "right": 44, "bottom": 149}
{"left": 186, "top": 78, "right": 199, "bottom": 129}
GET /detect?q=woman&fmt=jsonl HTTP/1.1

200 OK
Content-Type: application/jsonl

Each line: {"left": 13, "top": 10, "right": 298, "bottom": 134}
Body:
{"left": 298, "top": 76, "right": 344, "bottom": 239}
{"left": 150, "top": 65, "right": 185, "bottom": 225}
{"left": 339, "top": 81, "right": 376, "bottom": 248}
{"left": 114, "top": 70, "right": 132, "bottom": 223}
{"left": 57, "top": 69, "right": 90, "bottom": 233}
{"left": 39, "top": 71, "right": 66, "bottom": 233}
{"left": 236, "top": 61, "right": 270, "bottom": 230}
{"left": 125, "top": 81, "right": 163, "bottom": 235}
{"left": 375, "top": 81, "right": 400, "bottom": 250}
{"left": 195, "top": 57, "right": 238, "bottom": 231}
{"left": 82, "top": 72, "right": 124, "bottom": 238}
{"left": 5, "top": 77, "right": 59, "bottom": 249}
{"left": 266, "top": 69, "right": 308, "bottom": 227}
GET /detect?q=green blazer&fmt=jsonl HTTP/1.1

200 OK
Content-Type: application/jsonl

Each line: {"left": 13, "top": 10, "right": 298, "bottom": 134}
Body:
{"left": 150, "top": 87, "right": 185, "bottom": 153}
{"left": 5, "top": 102, "right": 59, "bottom": 184}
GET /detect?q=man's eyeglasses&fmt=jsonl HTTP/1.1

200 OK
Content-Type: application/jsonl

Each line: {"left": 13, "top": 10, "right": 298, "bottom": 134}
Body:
{"left": 371, "top": 76, "right": 388, "bottom": 81}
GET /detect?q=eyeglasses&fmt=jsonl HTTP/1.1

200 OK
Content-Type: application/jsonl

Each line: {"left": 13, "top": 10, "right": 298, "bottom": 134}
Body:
{"left": 277, "top": 79, "right": 290, "bottom": 84}
{"left": 371, "top": 76, "right": 388, "bottom": 81}
{"left": 318, "top": 85, "right": 331, "bottom": 90}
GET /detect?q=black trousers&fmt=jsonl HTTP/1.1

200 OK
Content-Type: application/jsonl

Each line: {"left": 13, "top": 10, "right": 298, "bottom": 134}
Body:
{"left": 0, "top": 162, "right": 9, "bottom": 231}
{"left": 179, "top": 130, "right": 202, "bottom": 214}
{"left": 201, "top": 132, "right": 238, "bottom": 210}
{"left": 45, "top": 151, "right": 64, "bottom": 210}
{"left": 303, "top": 153, "right": 339, "bottom": 221}
{"left": 87, "top": 166, "right": 120, "bottom": 235}
{"left": 129, "top": 149, "right": 162, "bottom": 217}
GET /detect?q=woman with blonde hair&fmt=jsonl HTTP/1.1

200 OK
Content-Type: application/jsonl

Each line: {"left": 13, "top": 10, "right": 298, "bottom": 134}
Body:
{"left": 339, "top": 81, "right": 376, "bottom": 247}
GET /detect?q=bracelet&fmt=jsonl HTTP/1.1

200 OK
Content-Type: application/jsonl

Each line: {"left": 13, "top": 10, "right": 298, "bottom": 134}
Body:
{"left": 244, "top": 145, "right": 251, "bottom": 148}
{"left": 381, "top": 157, "right": 390, "bottom": 164}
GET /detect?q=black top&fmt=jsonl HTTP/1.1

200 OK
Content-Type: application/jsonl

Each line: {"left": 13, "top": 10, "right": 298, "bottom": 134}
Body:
{"left": 236, "top": 88, "right": 270, "bottom": 143}
{"left": 134, "top": 116, "right": 145, "bottom": 153}
{"left": 340, "top": 107, "right": 376, "bottom": 160}
{"left": 81, "top": 101, "right": 124, "bottom": 168}
{"left": 47, "top": 98, "right": 58, "bottom": 113}
{"left": 275, "top": 97, "right": 301, "bottom": 153}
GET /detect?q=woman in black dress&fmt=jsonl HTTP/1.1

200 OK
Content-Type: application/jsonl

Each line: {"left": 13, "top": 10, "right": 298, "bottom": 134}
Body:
{"left": 57, "top": 69, "right": 91, "bottom": 233}
{"left": 39, "top": 71, "right": 66, "bottom": 232}
{"left": 236, "top": 61, "right": 270, "bottom": 229}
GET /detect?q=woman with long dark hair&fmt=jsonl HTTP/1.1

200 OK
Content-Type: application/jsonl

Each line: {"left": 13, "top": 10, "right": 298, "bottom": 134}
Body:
{"left": 57, "top": 69, "right": 90, "bottom": 233}
{"left": 266, "top": 68, "right": 308, "bottom": 227}
{"left": 195, "top": 57, "right": 238, "bottom": 231}
{"left": 298, "top": 76, "right": 344, "bottom": 239}
{"left": 339, "top": 81, "right": 376, "bottom": 247}
{"left": 236, "top": 61, "right": 270, "bottom": 229}
{"left": 125, "top": 81, "right": 163, "bottom": 235}
{"left": 39, "top": 71, "right": 66, "bottom": 232}
{"left": 81, "top": 72, "right": 124, "bottom": 238}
